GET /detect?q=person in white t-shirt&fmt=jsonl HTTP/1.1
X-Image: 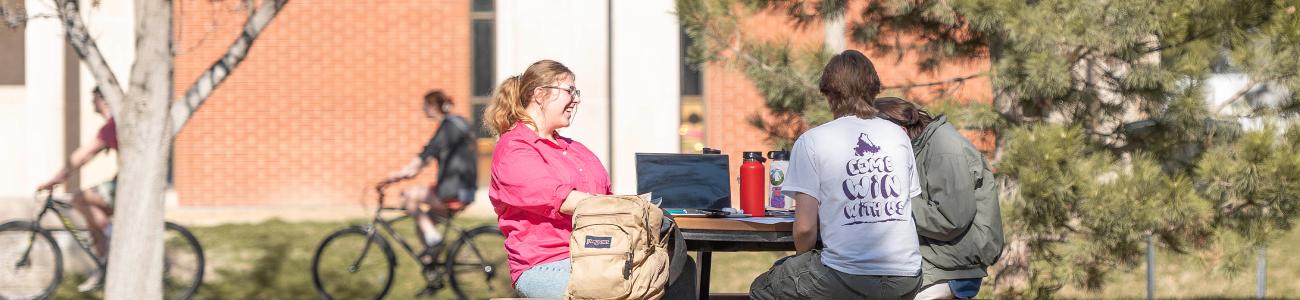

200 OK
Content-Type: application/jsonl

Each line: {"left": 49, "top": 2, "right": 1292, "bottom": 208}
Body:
{"left": 750, "top": 50, "right": 923, "bottom": 300}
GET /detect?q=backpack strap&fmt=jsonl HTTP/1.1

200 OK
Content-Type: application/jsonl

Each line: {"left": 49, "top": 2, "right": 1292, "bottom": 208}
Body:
{"left": 661, "top": 211, "right": 688, "bottom": 285}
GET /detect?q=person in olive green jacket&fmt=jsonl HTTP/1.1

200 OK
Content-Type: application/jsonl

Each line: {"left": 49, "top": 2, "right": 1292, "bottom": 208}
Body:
{"left": 875, "top": 97, "right": 1004, "bottom": 299}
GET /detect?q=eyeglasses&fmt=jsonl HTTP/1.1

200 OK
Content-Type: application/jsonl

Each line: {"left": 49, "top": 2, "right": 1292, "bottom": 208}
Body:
{"left": 541, "top": 85, "right": 581, "bottom": 98}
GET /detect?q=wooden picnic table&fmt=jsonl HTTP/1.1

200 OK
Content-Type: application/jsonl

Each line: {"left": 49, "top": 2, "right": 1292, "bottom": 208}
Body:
{"left": 676, "top": 217, "right": 795, "bottom": 300}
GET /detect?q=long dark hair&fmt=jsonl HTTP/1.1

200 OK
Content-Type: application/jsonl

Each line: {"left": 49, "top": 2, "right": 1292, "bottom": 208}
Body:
{"left": 874, "top": 97, "right": 934, "bottom": 140}
{"left": 819, "top": 50, "right": 882, "bottom": 119}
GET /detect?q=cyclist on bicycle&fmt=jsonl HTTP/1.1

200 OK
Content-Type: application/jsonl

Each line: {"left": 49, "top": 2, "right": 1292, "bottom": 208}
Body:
{"left": 382, "top": 89, "right": 478, "bottom": 263}
{"left": 34, "top": 87, "right": 117, "bottom": 291}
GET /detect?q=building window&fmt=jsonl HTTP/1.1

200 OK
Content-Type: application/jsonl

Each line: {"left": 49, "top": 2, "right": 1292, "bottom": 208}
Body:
{"left": 470, "top": 0, "right": 495, "bottom": 138}
{"left": 680, "top": 29, "right": 705, "bottom": 153}
{"left": 471, "top": 0, "right": 496, "bottom": 186}
{"left": 0, "top": 26, "right": 24, "bottom": 85}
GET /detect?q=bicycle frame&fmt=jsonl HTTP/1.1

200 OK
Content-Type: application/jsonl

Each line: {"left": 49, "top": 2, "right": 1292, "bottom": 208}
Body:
{"left": 316, "top": 183, "right": 508, "bottom": 298}
{"left": 358, "top": 185, "right": 472, "bottom": 270}
{"left": 18, "top": 193, "right": 106, "bottom": 270}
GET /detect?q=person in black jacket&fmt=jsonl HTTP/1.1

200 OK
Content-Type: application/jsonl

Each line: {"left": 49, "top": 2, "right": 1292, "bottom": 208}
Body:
{"left": 383, "top": 90, "right": 478, "bottom": 262}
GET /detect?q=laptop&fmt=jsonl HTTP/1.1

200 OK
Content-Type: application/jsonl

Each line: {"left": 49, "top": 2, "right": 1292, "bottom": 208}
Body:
{"left": 635, "top": 153, "right": 732, "bottom": 217}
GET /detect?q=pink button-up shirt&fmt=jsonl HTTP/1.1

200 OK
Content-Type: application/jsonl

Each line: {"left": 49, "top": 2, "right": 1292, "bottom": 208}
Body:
{"left": 489, "top": 122, "right": 611, "bottom": 283}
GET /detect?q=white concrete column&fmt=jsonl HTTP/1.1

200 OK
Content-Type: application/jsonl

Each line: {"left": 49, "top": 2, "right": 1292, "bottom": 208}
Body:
{"left": 610, "top": 0, "right": 681, "bottom": 194}
{"left": 11, "top": 0, "right": 68, "bottom": 197}
{"left": 0, "top": 86, "right": 28, "bottom": 197}
{"left": 78, "top": 0, "right": 134, "bottom": 184}
{"left": 497, "top": 0, "right": 612, "bottom": 168}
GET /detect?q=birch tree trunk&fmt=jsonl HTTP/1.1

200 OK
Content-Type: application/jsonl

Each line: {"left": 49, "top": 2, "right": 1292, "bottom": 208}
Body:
{"left": 39, "top": 0, "right": 290, "bottom": 298}
{"left": 101, "top": 0, "right": 173, "bottom": 298}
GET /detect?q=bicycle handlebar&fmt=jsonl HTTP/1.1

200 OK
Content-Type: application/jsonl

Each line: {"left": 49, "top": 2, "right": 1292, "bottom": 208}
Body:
{"left": 34, "top": 189, "right": 53, "bottom": 202}
{"left": 374, "top": 181, "right": 393, "bottom": 207}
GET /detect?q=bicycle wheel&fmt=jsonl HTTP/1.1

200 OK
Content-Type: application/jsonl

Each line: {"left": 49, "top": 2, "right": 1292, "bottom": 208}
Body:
{"left": 162, "top": 222, "right": 204, "bottom": 300}
{"left": 0, "top": 221, "right": 63, "bottom": 300}
{"left": 311, "top": 226, "right": 396, "bottom": 300}
{"left": 446, "top": 226, "right": 511, "bottom": 300}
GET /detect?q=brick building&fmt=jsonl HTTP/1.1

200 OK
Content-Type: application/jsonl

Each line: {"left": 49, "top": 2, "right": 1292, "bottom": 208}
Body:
{"left": 2, "top": 0, "right": 991, "bottom": 212}
{"left": 172, "top": 1, "right": 477, "bottom": 207}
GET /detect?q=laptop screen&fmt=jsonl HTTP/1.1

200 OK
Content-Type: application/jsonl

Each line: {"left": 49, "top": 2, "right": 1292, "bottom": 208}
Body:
{"left": 635, "top": 153, "right": 731, "bottom": 210}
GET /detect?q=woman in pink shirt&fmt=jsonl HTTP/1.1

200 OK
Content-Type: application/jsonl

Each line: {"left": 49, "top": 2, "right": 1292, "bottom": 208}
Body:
{"left": 484, "top": 60, "right": 610, "bottom": 298}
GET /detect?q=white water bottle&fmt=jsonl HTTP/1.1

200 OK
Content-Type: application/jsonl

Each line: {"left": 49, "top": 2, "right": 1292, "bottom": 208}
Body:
{"left": 766, "top": 150, "right": 791, "bottom": 210}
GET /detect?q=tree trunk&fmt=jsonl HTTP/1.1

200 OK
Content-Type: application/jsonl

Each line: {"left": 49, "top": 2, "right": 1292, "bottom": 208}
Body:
{"left": 43, "top": 0, "right": 288, "bottom": 298}
{"left": 103, "top": 0, "right": 173, "bottom": 298}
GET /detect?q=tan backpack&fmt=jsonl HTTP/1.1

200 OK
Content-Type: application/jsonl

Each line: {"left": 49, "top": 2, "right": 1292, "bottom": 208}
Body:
{"left": 566, "top": 194, "right": 673, "bottom": 300}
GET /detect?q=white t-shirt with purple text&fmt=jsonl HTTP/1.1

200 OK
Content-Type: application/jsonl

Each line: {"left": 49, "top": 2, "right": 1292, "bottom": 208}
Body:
{"left": 781, "top": 116, "right": 922, "bottom": 276}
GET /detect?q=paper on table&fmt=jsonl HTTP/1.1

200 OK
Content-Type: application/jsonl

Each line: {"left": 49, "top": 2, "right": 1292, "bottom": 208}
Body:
{"left": 734, "top": 217, "right": 795, "bottom": 224}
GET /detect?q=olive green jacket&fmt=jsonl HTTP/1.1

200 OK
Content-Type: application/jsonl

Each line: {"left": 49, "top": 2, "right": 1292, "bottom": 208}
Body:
{"left": 911, "top": 116, "right": 1004, "bottom": 285}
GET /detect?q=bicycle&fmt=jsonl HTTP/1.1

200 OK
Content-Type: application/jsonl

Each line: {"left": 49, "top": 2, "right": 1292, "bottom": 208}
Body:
{"left": 0, "top": 191, "right": 205, "bottom": 300}
{"left": 310, "top": 182, "right": 511, "bottom": 299}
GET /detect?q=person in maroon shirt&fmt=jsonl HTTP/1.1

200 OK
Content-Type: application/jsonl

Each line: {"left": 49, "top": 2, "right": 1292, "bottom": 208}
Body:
{"left": 36, "top": 87, "right": 117, "bottom": 292}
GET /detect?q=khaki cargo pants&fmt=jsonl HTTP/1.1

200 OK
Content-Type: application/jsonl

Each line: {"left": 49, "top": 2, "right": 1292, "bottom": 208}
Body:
{"left": 750, "top": 250, "right": 921, "bottom": 300}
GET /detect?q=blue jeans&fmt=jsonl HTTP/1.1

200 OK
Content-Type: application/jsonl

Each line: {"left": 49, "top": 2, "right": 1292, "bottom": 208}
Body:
{"left": 515, "top": 259, "right": 571, "bottom": 299}
{"left": 514, "top": 257, "right": 700, "bottom": 299}
{"left": 948, "top": 278, "right": 982, "bottom": 299}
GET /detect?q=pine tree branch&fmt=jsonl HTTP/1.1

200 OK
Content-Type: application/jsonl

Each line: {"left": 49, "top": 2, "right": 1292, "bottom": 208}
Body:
{"left": 886, "top": 72, "right": 986, "bottom": 89}
{"left": 688, "top": 1, "right": 988, "bottom": 98}
{"left": 1143, "top": 28, "right": 1216, "bottom": 54}
{"left": 1143, "top": 14, "right": 1275, "bottom": 55}
{"left": 54, "top": 0, "right": 126, "bottom": 115}
{"left": 735, "top": 46, "right": 987, "bottom": 92}
{"left": 171, "top": 0, "right": 289, "bottom": 134}
{"left": 735, "top": 49, "right": 821, "bottom": 91}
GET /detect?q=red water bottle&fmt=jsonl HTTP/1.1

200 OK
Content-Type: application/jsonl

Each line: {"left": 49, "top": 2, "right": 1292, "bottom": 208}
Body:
{"left": 740, "top": 151, "right": 767, "bottom": 217}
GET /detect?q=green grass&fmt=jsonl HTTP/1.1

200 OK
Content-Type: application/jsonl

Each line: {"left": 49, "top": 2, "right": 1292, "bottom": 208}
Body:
{"left": 692, "top": 251, "right": 788, "bottom": 293}
{"left": 1055, "top": 228, "right": 1300, "bottom": 299}
{"left": 672, "top": 232, "right": 1300, "bottom": 298}
{"left": 45, "top": 219, "right": 1300, "bottom": 299}
{"left": 52, "top": 217, "right": 507, "bottom": 300}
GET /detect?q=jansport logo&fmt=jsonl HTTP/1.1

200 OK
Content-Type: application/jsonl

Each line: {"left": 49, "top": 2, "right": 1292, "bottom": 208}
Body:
{"left": 584, "top": 236, "right": 612, "bottom": 249}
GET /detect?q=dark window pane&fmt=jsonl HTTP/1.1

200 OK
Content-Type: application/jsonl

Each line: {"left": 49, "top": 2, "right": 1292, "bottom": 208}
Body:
{"left": 680, "top": 30, "right": 701, "bottom": 96}
{"left": 0, "top": 27, "right": 24, "bottom": 85}
{"left": 472, "top": 0, "right": 494, "bottom": 12}
{"left": 472, "top": 102, "right": 491, "bottom": 137}
{"left": 472, "top": 20, "right": 495, "bottom": 97}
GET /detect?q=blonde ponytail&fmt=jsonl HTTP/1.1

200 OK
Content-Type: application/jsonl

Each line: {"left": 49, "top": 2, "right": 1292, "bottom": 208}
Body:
{"left": 483, "top": 60, "right": 575, "bottom": 136}
{"left": 486, "top": 76, "right": 527, "bottom": 135}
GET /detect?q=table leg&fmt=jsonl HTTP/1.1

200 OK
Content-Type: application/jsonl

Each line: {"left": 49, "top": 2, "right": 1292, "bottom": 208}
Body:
{"left": 697, "top": 250, "right": 711, "bottom": 300}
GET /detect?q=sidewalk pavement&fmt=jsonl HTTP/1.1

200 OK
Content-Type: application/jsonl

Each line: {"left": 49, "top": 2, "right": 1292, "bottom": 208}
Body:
{"left": 4, "top": 189, "right": 498, "bottom": 227}
{"left": 163, "top": 190, "right": 499, "bottom": 226}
